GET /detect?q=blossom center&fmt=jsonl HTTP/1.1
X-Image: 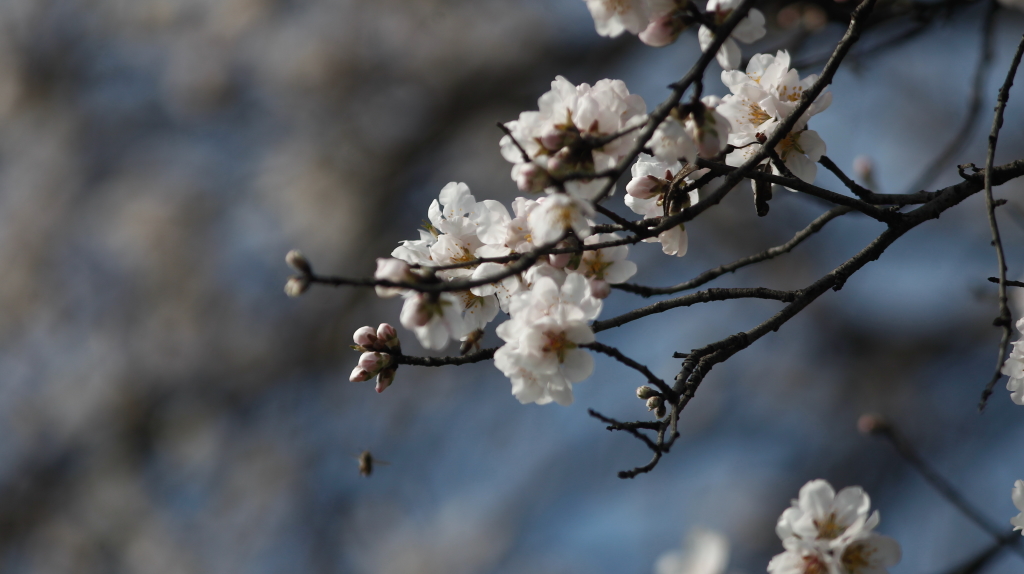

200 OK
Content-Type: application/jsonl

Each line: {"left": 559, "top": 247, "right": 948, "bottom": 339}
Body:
{"left": 813, "top": 512, "right": 843, "bottom": 539}
{"left": 542, "top": 330, "right": 577, "bottom": 362}
{"left": 842, "top": 542, "right": 877, "bottom": 573}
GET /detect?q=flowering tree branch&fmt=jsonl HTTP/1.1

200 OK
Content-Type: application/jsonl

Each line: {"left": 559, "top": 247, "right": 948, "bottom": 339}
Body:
{"left": 978, "top": 33, "right": 1024, "bottom": 411}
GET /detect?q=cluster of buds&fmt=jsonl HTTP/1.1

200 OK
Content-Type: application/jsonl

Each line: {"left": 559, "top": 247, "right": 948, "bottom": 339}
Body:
{"left": 637, "top": 385, "right": 667, "bottom": 418}
{"left": 284, "top": 249, "right": 313, "bottom": 297}
{"left": 350, "top": 323, "right": 402, "bottom": 393}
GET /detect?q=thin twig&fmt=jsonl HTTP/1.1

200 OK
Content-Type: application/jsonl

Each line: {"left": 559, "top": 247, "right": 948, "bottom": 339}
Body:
{"left": 988, "top": 277, "right": 1024, "bottom": 288}
{"left": 593, "top": 287, "right": 798, "bottom": 332}
{"left": 820, "top": 155, "right": 943, "bottom": 205}
{"left": 979, "top": 34, "right": 1024, "bottom": 411}
{"left": 582, "top": 341, "right": 673, "bottom": 398}
{"left": 867, "top": 420, "right": 1024, "bottom": 560}
{"left": 616, "top": 206, "right": 853, "bottom": 297}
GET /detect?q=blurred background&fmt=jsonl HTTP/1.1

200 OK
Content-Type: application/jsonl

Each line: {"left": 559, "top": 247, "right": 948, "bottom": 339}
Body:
{"left": 0, "top": 0, "right": 1022, "bottom": 572}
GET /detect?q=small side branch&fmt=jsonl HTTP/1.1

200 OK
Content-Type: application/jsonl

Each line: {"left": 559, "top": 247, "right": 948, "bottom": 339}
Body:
{"left": 582, "top": 341, "right": 673, "bottom": 398}
{"left": 819, "top": 155, "right": 943, "bottom": 205}
{"left": 617, "top": 206, "right": 852, "bottom": 297}
{"left": 979, "top": 34, "right": 1024, "bottom": 411}
{"left": 593, "top": 287, "right": 797, "bottom": 332}
{"left": 865, "top": 418, "right": 1024, "bottom": 560}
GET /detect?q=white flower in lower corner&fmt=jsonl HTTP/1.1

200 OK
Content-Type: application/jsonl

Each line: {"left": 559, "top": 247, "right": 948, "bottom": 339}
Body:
{"left": 697, "top": 0, "right": 766, "bottom": 70}
{"left": 655, "top": 527, "right": 729, "bottom": 574}
{"left": 399, "top": 291, "right": 469, "bottom": 350}
{"left": 1001, "top": 318, "right": 1024, "bottom": 405}
{"left": 776, "top": 479, "right": 876, "bottom": 544}
{"left": 1012, "top": 479, "right": 1024, "bottom": 533}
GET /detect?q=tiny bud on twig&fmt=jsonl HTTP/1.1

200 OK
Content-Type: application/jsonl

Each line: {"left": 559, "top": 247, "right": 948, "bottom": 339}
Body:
{"left": 285, "top": 250, "right": 312, "bottom": 276}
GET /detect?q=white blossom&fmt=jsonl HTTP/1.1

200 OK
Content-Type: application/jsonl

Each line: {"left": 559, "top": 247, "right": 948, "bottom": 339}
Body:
{"left": 575, "top": 233, "right": 638, "bottom": 297}
{"left": 1001, "top": 318, "right": 1024, "bottom": 405}
{"left": 697, "top": 0, "right": 766, "bottom": 70}
{"left": 775, "top": 479, "right": 876, "bottom": 544}
{"left": 494, "top": 311, "right": 595, "bottom": 406}
{"left": 528, "top": 193, "right": 595, "bottom": 246}
{"left": 771, "top": 479, "right": 900, "bottom": 574}
{"left": 1012, "top": 479, "right": 1024, "bottom": 533}
{"left": 399, "top": 291, "right": 469, "bottom": 351}
{"left": 500, "top": 76, "right": 646, "bottom": 199}
{"left": 625, "top": 154, "right": 701, "bottom": 256}
{"left": 584, "top": 0, "right": 650, "bottom": 38}
{"left": 654, "top": 528, "right": 729, "bottom": 574}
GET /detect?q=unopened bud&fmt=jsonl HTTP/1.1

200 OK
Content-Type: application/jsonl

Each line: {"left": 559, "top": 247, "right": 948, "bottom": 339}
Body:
{"left": 376, "top": 367, "right": 397, "bottom": 393}
{"left": 639, "top": 13, "right": 683, "bottom": 47}
{"left": 857, "top": 413, "right": 888, "bottom": 436}
{"left": 353, "top": 326, "right": 378, "bottom": 348}
{"left": 514, "top": 163, "right": 550, "bottom": 194}
{"left": 853, "top": 155, "right": 874, "bottom": 181}
{"left": 626, "top": 175, "right": 664, "bottom": 199}
{"left": 349, "top": 366, "right": 373, "bottom": 382}
{"left": 589, "top": 279, "right": 611, "bottom": 299}
{"left": 285, "top": 249, "right": 312, "bottom": 276}
{"left": 655, "top": 404, "right": 667, "bottom": 419}
{"left": 377, "top": 323, "right": 400, "bottom": 351}
{"left": 357, "top": 351, "right": 386, "bottom": 373}
{"left": 636, "top": 385, "right": 655, "bottom": 400}
{"left": 284, "top": 275, "right": 310, "bottom": 297}
{"left": 646, "top": 396, "right": 664, "bottom": 411}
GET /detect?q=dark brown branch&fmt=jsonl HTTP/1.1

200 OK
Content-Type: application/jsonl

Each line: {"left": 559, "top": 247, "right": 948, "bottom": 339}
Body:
{"left": 696, "top": 158, "right": 898, "bottom": 222}
{"left": 819, "top": 155, "right": 943, "bottom": 205}
{"left": 394, "top": 347, "right": 497, "bottom": 367}
{"left": 593, "top": 287, "right": 798, "bottom": 333}
{"left": 582, "top": 341, "right": 673, "bottom": 398}
{"left": 979, "top": 33, "right": 1024, "bottom": 411}
{"left": 617, "top": 206, "right": 853, "bottom": 297}
{"left": 588, "top": 408, "right": 661, "bottom": 453}
{"left": 988, "top": 277, "right": 1024, "bottom": 288}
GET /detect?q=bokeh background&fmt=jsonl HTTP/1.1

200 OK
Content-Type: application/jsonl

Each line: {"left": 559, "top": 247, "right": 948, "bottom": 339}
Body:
{"left": 0, "top": 0, "right": 1023, "bottom": 572}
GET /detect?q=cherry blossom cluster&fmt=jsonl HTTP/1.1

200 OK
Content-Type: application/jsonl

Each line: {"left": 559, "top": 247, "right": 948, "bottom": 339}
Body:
{"left": 720, "top": 51, "right": 831, "bottom": 185}
{"left": 583, "top": 0, "right": 766, "bottom": 69}
{"left": 1000, "top": 318, "right": 1024, "bottom": 405}
{"left": 768, "top": 479, "right": 901, "bottom": 574}
{"left": 349, "top": 323, "right": 401, "bottom": 393}
{"left": 366, "top": 179, "right": 637, "bottom": 402}
{"left": 339, "top": 45, "right": 836, "bottom": 403}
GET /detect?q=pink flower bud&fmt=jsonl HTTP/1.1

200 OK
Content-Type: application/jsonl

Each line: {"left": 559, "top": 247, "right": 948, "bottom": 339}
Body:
{"left": 639, "top": 14, "right": 678, "bottom": 47}
{"left": 589, "top": 278, "right": 611, "bottom": 299}
{"left": 376, "top": 323, "right": 400, "bottom": 350}
{"left": 540, "top": 127, "right": 567, "bottom": 152}
{"left": 376, "top": 367, "right": 397, "bottom": 393}
{"left": 358, "top": 352, "right": 385, "bottom": 373}
{"left": 626, "top": 175, "right": 663, "bottom": 199}
{"left": 853, "top": 155, "right": 873, "bottom": 180}
{"left": 400, "top": 294, "right": 434, "bottom": 328}
{"left": 353, "top": 326, "right": 378, "bottom": 348}
{"left": 350, "top": 367, "right": 373, "bottom": 382}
